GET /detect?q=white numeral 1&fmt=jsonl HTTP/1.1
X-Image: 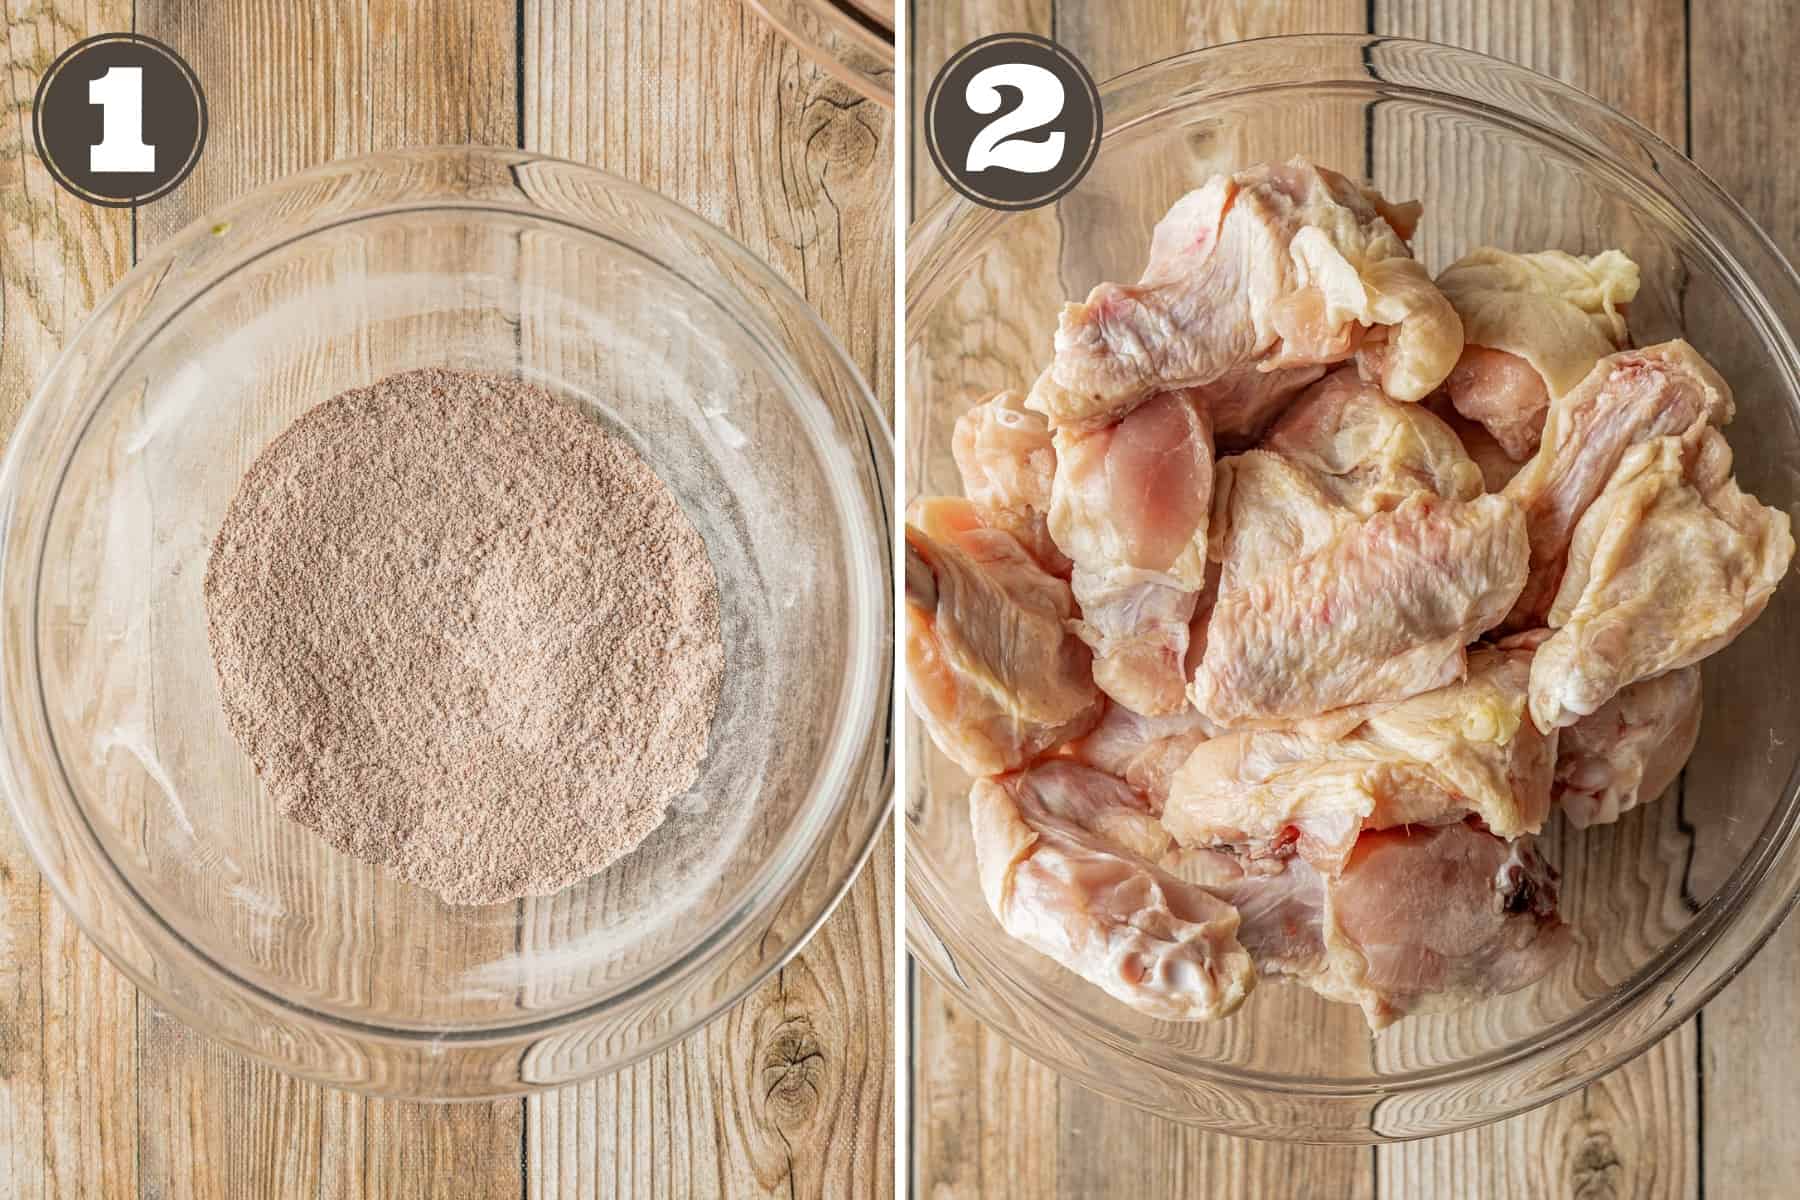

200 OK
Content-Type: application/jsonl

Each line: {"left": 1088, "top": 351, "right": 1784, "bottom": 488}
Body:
{"left": 89, "top": 66, "right": 155, "bottom": 173}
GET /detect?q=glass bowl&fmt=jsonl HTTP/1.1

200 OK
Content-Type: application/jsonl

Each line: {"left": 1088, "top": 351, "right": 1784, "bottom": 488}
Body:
{"left": 906, "top": 36, "right": 1800, "bottom": 1141}
{"left": 1, "top": 146, "right": 892, "bottom": 1098}
{"left": 745, "top": 0, "right": 895, "bottom": 107}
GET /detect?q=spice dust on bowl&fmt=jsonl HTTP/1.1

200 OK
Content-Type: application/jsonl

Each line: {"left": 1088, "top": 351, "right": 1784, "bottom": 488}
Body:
{"left": 203, "top": 368, "right": 726, "bottom": 906}
{"left": 0, "top": 148, "right": 891, "bottom": 1095}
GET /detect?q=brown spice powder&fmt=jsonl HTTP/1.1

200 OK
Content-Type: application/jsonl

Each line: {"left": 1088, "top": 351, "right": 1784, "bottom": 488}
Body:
{"left": 204, "top": 368, "right": 725, "bottom": 905}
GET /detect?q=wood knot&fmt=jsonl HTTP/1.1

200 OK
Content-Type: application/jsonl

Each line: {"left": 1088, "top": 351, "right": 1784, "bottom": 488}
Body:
{"left": 801, "top": 91, "right": 880, "bottom": 181}
{"left": 1569, "top": 1127, "right": 1623, "bottom": 1200}
{"left": 759, "top": 1015, "right": 827, "bottom": 1128}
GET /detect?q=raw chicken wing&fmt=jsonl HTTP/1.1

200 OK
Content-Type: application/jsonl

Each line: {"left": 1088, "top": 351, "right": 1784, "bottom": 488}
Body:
{"left": 1191, "top": 491, "right": 1527, "bottom": 728}
{"left": 1064, "top": 702, "right": 1212, "bottom": 808}
{"left": 1068, "top": 570, "right": 1200, "bottom": 717}
{"left": 1051, "top": 390, "right": 1214, "bottom": 714}
{"left": 1503, "top": 339, "right": 1734, "bottom": 626}
{"left": 904, "top": 498, "right": 1102, "bottom": 775}
{"left": 969, "top": 760, "right": 1255, "bottom": 1021}
{"left": 1556, "top": 666, "right": 1702, "bottom": 828}
{"left": 1529, "top": 428, "right": 1793, "bottom": 729}
{"left": 1213, "top": 822, "right": 1570, "bottom": 1029}
{"left": 1168, "top": 647, "right": 1555, "bottom": 874}
{"left": 1029, "top": 159, "right": 1462, "bottom": 429}
{"left": 1050, "top": 390, "right": 1215, "bottom": 586}
{"left": 1437, "top": 248, "right": 1640, "bottom": 459}
{"left": 952, "top": 390, "right": 1069, "bottom": 573}
{"left": 1262, "top": 369, "right": 1483, "bottom": 514}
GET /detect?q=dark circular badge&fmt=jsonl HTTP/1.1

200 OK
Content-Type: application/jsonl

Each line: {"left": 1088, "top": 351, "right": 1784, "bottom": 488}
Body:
{"left": 33, "top": 32, "right": 207, "bottom": 208}
{"left": 924, "top": 32, "right": 1102, "bottom": 211}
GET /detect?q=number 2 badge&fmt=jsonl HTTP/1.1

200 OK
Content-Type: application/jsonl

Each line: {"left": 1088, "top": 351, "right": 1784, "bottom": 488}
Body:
{"left": 924, "top": 33, "right": 1102, "bottom": 211}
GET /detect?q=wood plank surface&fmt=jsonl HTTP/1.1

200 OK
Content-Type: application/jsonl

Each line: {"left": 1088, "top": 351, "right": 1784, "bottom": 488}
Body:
{"left": 907, "top": 1, "right": 1795, "bottom": 1196}
{"left": 1686, "top": 0, "right": 1800, "bottom": 1193}
{"left": 2, "top": 4, "right": 146, "bottom": 1199}
{"left": 1367, "top": 4, "right": 1699, "bottom": 1196}
{"left": 1, "top": 1, "right": 893, "bottom": 1196}
{"left": 518, "top": 3, "right": 894, "bottom": 1196}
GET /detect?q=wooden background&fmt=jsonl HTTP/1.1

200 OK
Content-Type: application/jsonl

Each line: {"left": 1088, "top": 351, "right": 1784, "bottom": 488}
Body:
{"left": 0, "top": 1, "right": 893, "bottom": 1196}
{"left": 908, "top": 1, "right": 1800, "bottom": 1197}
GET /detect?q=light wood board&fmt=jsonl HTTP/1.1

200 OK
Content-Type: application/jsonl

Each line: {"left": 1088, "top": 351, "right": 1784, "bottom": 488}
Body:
{"left": 0, "top": 0, "right": 893, "bottom": 1196}
{"left": 906, "top": 1, "right": 1799, "bottom": 1196}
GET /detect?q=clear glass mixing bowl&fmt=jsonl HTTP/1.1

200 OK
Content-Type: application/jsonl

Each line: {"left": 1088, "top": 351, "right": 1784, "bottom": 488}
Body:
{"left": 745, "top": 0, "right": 894, "bottom": 107}
{"left": 1, "top": 147, "right": 892, "bottom": 1098}
{"left": 906, "top": 36, "right": 1800, "bottom": 1140}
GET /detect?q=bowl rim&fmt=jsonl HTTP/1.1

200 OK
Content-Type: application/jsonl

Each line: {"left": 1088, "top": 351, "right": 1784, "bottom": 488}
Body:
{"left": 0, "top": 144, "right": 895, "bottom": 1094}
{"left": 904, "top": 33, "right": 1800, "bottom": 1137}
{"left": 744, "top": 0, "right": 895, "bottom": 108}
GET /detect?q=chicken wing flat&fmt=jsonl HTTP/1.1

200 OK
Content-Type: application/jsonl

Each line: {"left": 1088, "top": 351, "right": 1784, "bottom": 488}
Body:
{"left": 1437, "top": 248, "right": 1639, "bottom": 460}
{"left": 1028, "top": 159, "right": 1462, "bottom": 430}
{"left": 952, "top": 390, "right": 1069, "bottom": 574}
{"left": 1503, "top": 339, "right": 1735, "bottom": 626}
{"left": 1191, "top": 492, "right": 1527, "bottom": 728}
{"left": 1168, "top": 646, "right": 1555, "bottom": 874}
{"left": 1529, "top": 428, "right": 1793, "bottom": 729}
{"left": 1214, "top": 821, "right": 1570, "bottom": 1029}
{"left": 1555, "top": 666, "right": 1702, "bottom": 828}
{"left": 904, "top": 498, "right": 1102, "bottom": 775}
{"left": 970, "top": 761, "right": 1255, "bottom": 1022}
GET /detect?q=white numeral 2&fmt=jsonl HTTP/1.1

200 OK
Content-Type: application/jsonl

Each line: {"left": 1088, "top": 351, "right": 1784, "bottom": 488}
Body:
{"left": 963, "top": 63, "right": 1065, "bottom": 175}
{"left": 89, "top": 66, "right": 155, "bottom": 173}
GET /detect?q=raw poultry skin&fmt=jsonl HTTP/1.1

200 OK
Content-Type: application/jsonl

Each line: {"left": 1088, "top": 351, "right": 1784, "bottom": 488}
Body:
{"left": 1191, "top": 491, "right": 1527, "bottom": 728}
{"left": 1051, "top": 390, "right": 1215, "bottom": 714}
{"left": 1503, "top": 339, "right": 1735, "bottom": 627}
{"left": 907, "top": 162, "right": 1794, "bottom": 1030}
{"left": 1556, "top": 666, "right": 1702, "bottom": 828}
{"left": 1029, "top": 158, "right": 1463, "bottom": 430}
{"left": 1192, "top": 374, "right": 1512, "bottom": 728}
{"left": 1261, "top": 369, "right": 1484, "bottom": 514}
{"left": 1529, "top": 428, "right": 1794, "bottom": 729}
{"left": 904, "top": 498, "right": 1102, "bottom": 775}
{"left": 1064, "top": 702, "right": 1212, "bottom": 809}
{"left": 1211, "top": 821, "right": 1570, "bottom": 1029}
{"left": 1167, "top": 646, "right": 1555, "bottom": 875}
{"left": 969, "top": 760, "right": 1256, "bottom": 1021}
{"left": 1428, "top": 396, "right": 1526, "bottom": 492}
{"left": 952, "top": 390, "right": 1070, "bottom": 574}
{"left": 1437, "top": 248, "right": 1640, "bottom": 460}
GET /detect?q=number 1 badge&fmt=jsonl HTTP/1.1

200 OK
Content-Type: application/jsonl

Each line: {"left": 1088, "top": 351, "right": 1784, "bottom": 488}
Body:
{"left": 34, "top": 32, "right": 207, "bottom": 208}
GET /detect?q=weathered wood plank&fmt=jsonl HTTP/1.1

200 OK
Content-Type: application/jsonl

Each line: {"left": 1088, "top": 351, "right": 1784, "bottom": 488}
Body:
{"left": 1047, "top": 5, "right": 1370, "bottom": 1197}
{"left": 520, "top": 1, "right": 894, "bottom": 1195}
{"left": 907, "top": 0, "right": 1066, "bottom": 1193}
{"left": 1368, "top": 2, "right": 1697, "bottom": 1193}
{"left": 1, "top": 3, "right": 139, "bottom": 1198}
{"left": 906, "top": 3, "right": 1372, "bottom": 1197}
{"left": 1687, "top": 0, "right": 1800, "bottom": 1192}
{"left": 124, "top": 2, "right": 527, "bottom": 1196}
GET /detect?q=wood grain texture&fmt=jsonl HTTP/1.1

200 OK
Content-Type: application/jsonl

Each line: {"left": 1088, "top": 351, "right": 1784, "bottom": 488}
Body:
{"left": 1687, "top": 0, "right": 1800, "bottom": 1193}
{"left": 907, "top": 2, "right": 1066, "bottom": 1194}
{"left": 6, "top": 0, "right": 893, "bottom": 1196}
{"left": 907, "top": 4, "right": 1372, "bottom": 1199}
{"left": 519, "top": 2, "right": 894, "bottom": 1194}
{"left": 1366, "top": 4, "right": 1700, "bottom": 1195}
{"left": 2, "top": 3, "right": 140, "bottom": 1199}
{"left": 909, "top": 0, "right": 1796, "bottom": 1196}
{"left": 121, "top": 3, "right": 526, "bottom": 1197}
